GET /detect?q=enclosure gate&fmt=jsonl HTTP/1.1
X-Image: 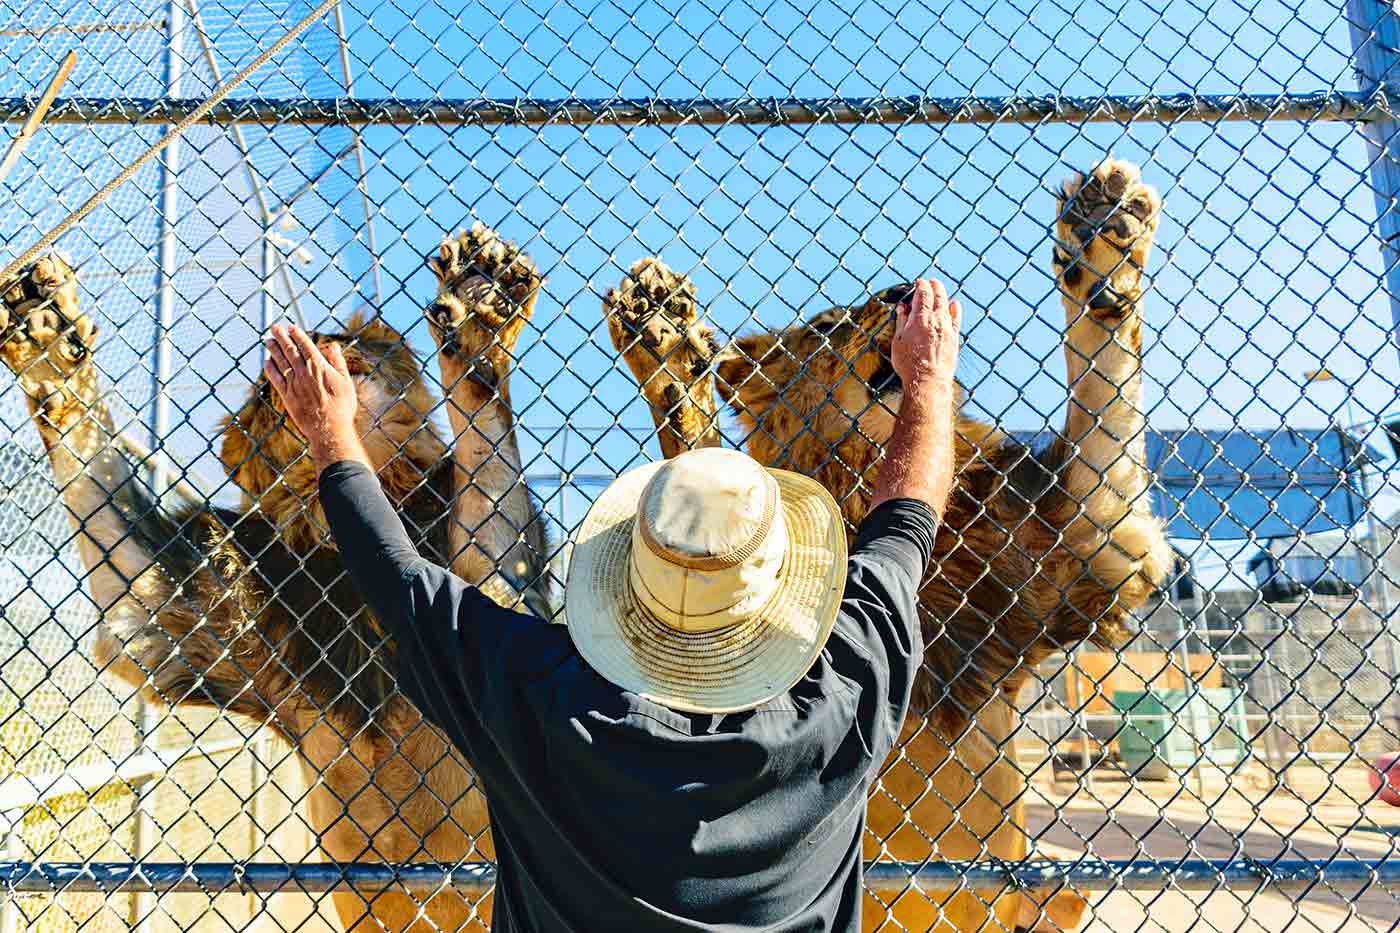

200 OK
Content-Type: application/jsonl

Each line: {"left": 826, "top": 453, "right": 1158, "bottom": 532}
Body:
{"left": 1, "top": 0, "right": 1399, "bottom": 930}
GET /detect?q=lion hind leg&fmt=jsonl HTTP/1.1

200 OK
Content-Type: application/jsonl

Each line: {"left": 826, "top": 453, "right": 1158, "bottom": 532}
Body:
{"left": 1050, "top": 159, "right": 1171, "bottom": 638}
{"left": 604, "top": 257, "right": 721, "bottom": 459}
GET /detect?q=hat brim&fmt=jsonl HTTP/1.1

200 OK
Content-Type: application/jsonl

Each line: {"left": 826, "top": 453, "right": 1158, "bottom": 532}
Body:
{"left": 564, "top": 460, "right": 848, "bottom": 714}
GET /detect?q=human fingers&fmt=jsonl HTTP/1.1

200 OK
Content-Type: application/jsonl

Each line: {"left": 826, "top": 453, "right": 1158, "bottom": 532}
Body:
{"left": 927, "top": 278, "right": 948, "bottom": 317}
{"left": 911, "top": 279, "right": 935, "bottom": 322}
{"left": 263, "top": 348, "right": 288, "bottom": 396}
{"left": 895, "top": 296, "right": 912, "bottom": 335}
{"left": 265, "top": 339, "right": 294, "bottom": 384}
{"left": 288, "top": 325, "right": 322, "bottom": 371}
{"left": 948, "top": 299, "right": 963, "bottom": 334}
{"left": 269, "top": 324, "right": 304, "bottom": 372}
{"left": 326, "top": 341, "right": 351, "bottom": 378}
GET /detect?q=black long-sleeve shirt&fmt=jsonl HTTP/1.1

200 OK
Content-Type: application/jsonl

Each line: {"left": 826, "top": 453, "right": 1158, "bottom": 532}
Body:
{"left": 319, "top": 460, "right": 936, "bottom": 933}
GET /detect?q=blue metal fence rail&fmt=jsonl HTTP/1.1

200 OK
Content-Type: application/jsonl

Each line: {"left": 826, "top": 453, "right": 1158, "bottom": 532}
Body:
{"left": 5, "top": 860, "right": 1398, "bottom": 895}
{"left": 0, "top": 92, "right": 1388, "bottom": 126}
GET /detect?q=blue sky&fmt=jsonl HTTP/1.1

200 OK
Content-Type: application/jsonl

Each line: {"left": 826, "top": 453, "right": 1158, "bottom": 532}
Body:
{"left": 2, "top": 0, "right": 1397, "bottom": 586}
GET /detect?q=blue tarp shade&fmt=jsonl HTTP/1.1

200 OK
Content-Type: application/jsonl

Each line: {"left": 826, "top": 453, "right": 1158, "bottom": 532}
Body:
{"left": 1146, "top": 429, "right": 1379, "bottom": 541}
{"left": 1010, "top": 427, "right": 1381, "bottom": 541}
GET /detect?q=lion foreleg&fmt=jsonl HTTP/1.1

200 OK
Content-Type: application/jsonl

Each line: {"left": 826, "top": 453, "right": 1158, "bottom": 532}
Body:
{"left": 604, "top": 257, "right": 722, "bottom": 458}
{"left": 1052, "top": 161, "right": 1171, "bottom": 625}
{"left": 426, "top": 224, "right": 552, "bottom": 615}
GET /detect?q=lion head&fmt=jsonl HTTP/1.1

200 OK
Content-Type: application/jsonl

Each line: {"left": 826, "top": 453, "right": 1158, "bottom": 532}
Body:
{"left": 218, "top": 313, "right": 449, "bottom": 552}
{"left": 716, "top": 284, "right": 986, "bottom": 524}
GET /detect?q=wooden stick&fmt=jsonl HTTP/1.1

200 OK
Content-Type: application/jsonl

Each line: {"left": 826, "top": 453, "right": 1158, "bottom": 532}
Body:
{"left": 0, "top": 0, "right": 341, "bottom": 288}
{"left": 0, "top": 50, "right": 78, "bottom": 188}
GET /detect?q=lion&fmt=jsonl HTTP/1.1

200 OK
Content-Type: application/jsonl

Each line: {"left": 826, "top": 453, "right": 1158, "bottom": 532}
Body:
{"left": 0, "top": 223, "right": 553, "bottom": 933}
{"left": 1, "top": 156, "right": 1167, "bottom": 933}
{"left": 602, "top": 158, "right": 1172, "bottom": 932}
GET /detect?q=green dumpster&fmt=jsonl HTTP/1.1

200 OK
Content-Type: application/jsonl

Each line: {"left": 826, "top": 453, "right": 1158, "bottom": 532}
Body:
{"left": 1112, "top": 688, "right": 1248, "bottom": 780}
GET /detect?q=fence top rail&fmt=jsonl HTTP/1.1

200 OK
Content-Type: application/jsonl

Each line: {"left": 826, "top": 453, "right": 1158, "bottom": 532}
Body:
{"left": 0, "top": 91, "right": 1387, "bottom": 128}
{"left": 3, "top": 860, "right": 1396, "bottom": 895}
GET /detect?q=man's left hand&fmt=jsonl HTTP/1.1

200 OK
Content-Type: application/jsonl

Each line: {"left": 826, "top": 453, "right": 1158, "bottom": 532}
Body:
{"left": 264, "top": 323, "right": 363, "bottom": 469}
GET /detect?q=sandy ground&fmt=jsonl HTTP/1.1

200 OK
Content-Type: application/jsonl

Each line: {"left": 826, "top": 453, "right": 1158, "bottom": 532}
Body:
{"left": 1020, "top": 763, "right": 1400, "bottom": 932}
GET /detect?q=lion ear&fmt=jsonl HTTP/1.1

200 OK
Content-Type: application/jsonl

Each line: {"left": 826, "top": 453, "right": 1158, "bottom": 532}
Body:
{"left": 344, "top": 311, "right": 403, "bottom": 344}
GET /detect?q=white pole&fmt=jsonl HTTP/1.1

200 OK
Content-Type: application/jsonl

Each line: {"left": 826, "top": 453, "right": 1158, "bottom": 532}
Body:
{"left": 331, "top": 1, "right": 382, "bottom": 305}
{"left": 0, "top": 811, "right": 21, "bottom": 933}
{"left": 182, "top": 0, "right": 308, "bottom": 330}
{"left": 150, "top": 0, "right": 185, "bottom": 499}
{"left": 132, "top": 4, "right": 187, "bottom": 928}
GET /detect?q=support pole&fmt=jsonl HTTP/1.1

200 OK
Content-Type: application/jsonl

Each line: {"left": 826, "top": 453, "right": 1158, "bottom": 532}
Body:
{"left": 133, "top": 3, "right": 186, "bottom": 929}
{"left": 1347, "top": 0, "right": 1400, "bottom": 357}
{"left": 149, "top": 0, "right": 185, "bottom": 499}
{"left": 0, "top": 813, "right": 20, "bottom": 933}
{"left": 2, "top": 858, "right": 1399, "bottom": 895}
{"left": 331, "top": 1, "right": 382, "bottom": 305}
{"left": 0, "top": 91, "right": 1385, "bottom": 128}
{"left": 183, "top": 0, "right": 308, "bottom": 329}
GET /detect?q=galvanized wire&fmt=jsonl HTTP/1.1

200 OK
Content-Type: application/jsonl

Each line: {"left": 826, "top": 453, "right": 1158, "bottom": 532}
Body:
{"left": 0, "top": 0, "right": 1398, "bottom": 931}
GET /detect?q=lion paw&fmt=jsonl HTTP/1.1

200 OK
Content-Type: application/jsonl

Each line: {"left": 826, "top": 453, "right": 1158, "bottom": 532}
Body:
{"left": 426, "top": 223, "right": 540, "bottom": 380}
{"left": 1053, "top": 159, "right": 1160, "bottom": 323}
{"left": 604, "top": 257, "right": 716, "bottom": 389}
{"left": 604, "top": 258, "right": 722, "bottom": 457}
{"left": 0, "top": 253, "right": 95, "bottom": 383}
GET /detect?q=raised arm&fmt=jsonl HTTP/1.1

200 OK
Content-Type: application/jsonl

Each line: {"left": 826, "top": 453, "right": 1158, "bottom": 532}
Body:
{"left": 829, "top": 278, "right": 960, "bottom": 749}
{"left": 869, "top": 277, "right": 960, "bottom": 517}
{"left": 263, "top": 324, "right": 419, "bottom": 600}
{"left": 263, "top": 324, "right": 538, "bottom": 761}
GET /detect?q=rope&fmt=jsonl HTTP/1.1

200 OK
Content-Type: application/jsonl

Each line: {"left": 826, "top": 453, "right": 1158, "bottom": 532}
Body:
{"left": 0, "top": 0, "right": 342, "bottom": 288}
{"left": 0, "top": 50, "right": 77, "bottom": 188}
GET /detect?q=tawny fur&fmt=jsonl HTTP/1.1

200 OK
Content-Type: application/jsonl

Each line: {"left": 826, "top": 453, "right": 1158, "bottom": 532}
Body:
{"left": 0, "top": 227, "right": 552, "bottom": 933}
{"left": 2, "top": 161, "right": 1168, "bottom": 933}
{"left": 604, "top": 159, "right": 1171, "bottom": 932}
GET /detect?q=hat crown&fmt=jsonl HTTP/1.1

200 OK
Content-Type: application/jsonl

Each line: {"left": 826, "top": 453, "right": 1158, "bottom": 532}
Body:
{"left": 565, "top": 452, "right": 848, "bottom": 714}
{"left": 638, "top": 449, "right": 776, "bottom": 569}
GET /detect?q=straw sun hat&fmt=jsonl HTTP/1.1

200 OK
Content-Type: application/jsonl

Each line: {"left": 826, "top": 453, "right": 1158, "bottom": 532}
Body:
{"left": 565, "top": 447, "right": 847, "bottom": 714}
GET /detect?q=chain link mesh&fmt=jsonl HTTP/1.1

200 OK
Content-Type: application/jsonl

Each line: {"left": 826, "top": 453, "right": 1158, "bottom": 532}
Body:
{"left": 0, "top": 0, "right": 1398, "bottom": 930}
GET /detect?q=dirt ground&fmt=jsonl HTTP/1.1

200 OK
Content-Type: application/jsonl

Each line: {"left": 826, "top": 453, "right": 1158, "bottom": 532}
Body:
{"left": 1020, "top": 761, "right": 1400, "bottom": 932}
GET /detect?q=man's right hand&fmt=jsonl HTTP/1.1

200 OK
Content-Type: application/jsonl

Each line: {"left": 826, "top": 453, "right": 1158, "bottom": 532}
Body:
{"left": 892, "top": 278, "right": 961, "bottom": 395}
{"left": 869, "top": 277, "right": 961, "bottom": 519}
{"left": 264, "top": 323, "right": 370, "bottom": 474}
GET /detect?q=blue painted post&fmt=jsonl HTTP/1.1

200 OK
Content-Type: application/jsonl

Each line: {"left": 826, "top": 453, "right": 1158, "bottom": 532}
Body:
{"left": 1347, "top": 0, "right": 1400, "bottom": 350}
{"left": 1345, "top": 0, "right": 1400, "bottom": 746}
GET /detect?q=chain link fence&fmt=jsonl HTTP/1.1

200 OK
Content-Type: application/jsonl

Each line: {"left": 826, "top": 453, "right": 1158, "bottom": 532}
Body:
{"left": 1, "top": 0, "right": 1399, "bottom": 930}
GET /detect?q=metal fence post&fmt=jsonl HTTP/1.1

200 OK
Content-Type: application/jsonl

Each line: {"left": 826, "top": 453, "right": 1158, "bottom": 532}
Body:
{"left": 0, "top": 812, "right": 20, "bottom": 933}
{"left": 1347, "top": 0, "right": 1400, "bottom": 353}
{"left": 131, "top": 3, "right": 187, "bottom": 929}
{"left": 332, "top": 0, "right": 382, "bottom": 306}
{"left": 150, "top": 0, "right": 184, "bottom": 498}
